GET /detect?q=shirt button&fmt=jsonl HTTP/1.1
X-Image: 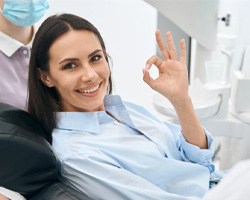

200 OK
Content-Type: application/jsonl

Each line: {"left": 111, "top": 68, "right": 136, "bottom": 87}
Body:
{"left": 23, "top": 49, "right": 28, "bottom": 55}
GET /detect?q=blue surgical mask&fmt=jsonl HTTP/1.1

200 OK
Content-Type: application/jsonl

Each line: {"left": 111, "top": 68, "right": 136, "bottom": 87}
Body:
{"left": 0, "top": 0, "right": 49, "bottom": 27}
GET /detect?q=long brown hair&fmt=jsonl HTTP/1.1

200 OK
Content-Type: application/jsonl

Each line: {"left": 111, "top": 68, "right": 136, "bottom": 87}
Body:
{"left": 28, "top": 14, "right": 112, "bottom": 143}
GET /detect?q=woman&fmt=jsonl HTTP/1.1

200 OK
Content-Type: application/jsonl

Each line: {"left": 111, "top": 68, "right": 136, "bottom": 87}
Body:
{"left": 28, "top": 13, "right": 214, "bottom": 200}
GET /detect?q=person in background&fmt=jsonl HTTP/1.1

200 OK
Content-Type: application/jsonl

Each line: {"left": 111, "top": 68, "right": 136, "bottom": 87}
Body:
{"left": 27, "top": 13, "right": 214, "bottom": 200}
{"left": 0, "top": 0, "right": 48, "bottom": 199}
{"left": 0, "top": 0, "right": 49, "bottom": 110}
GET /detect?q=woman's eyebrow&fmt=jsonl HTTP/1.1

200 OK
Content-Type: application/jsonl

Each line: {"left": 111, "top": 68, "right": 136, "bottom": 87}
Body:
{"left": 58, "top": 49, "right": 103, "bottom": 64}
{"left": 59, "top": 58, "right": 79, "bottom": 64}
{"left": 88, "top": 49, "right": 103, "bottom": 58}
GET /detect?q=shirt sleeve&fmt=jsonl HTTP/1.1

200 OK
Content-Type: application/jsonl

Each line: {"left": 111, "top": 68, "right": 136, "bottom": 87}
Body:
{"left": 165, "top": 122, "right": 215, "bottom": 172}
{"left": 60, "top": 153, "right": 201, "bottom": 200}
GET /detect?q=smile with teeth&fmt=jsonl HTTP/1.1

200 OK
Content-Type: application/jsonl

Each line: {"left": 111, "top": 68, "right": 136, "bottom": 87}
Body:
{"left": 78, "top": 84, "right": 100, "bottom": 94}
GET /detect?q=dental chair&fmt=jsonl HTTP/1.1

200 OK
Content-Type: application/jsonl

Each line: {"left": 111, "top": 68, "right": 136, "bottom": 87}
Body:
{"left": 0, "top": 102, "right": 93, "bottom": 200}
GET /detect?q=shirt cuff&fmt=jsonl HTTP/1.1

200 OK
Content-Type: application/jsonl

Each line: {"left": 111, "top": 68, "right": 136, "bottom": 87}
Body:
{"left": 179, "top": 130, "right": 215, "bottom": 171}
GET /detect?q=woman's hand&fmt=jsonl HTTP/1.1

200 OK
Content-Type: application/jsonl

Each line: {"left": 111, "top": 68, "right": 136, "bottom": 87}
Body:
{"left": 143, "top": 30, "right": 189, "bottom": 107}
{"left": 143, "top": 30, "right": 208, "bottom": 149}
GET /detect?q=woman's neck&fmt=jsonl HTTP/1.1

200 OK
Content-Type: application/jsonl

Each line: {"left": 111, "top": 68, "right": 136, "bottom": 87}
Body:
{"left": 0, "top": 15, "right": 33, "bottom": 45}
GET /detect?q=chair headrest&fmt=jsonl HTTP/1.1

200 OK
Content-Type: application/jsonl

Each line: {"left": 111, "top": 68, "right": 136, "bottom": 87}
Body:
{"left": 0, "top": 102, "right": 58, "bottom": 199}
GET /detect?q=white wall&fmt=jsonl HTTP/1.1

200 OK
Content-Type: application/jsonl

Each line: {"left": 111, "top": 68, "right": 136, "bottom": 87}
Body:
{"left": 218, "top": 0, "right": 250, "bottom": 72}
{"left": 39, "top": 0, "right": 159, "bottom": 114}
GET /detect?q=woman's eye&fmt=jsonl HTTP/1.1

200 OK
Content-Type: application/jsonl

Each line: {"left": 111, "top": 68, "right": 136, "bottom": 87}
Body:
{"left": 64, "top": 62, "right": 77, "bottom": 69}
{"left": 91, "top": 54, "right": 102, "bottom": 62}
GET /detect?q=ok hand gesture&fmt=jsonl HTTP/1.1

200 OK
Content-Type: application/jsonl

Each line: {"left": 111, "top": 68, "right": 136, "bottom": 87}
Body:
{"left": 143, "top": 31, "right": 208, "bottom": 149}
{"left": 143, "top": 31, "right": 189, "bottom": 108}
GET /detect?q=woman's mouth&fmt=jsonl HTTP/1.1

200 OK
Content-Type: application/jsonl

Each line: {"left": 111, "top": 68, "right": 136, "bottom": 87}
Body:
{"left": 77, "top": 83, "right": 101, "bottom": 94}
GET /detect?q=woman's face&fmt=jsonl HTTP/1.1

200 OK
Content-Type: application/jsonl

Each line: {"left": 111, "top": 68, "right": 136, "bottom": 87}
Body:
{"left": 41, "top": 30, "right": 110, "bottom": 112}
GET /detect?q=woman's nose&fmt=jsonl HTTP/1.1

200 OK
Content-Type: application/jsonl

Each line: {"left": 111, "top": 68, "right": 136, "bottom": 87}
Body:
{"left": 80, "top": 66, "right": 98, "bottom": 82}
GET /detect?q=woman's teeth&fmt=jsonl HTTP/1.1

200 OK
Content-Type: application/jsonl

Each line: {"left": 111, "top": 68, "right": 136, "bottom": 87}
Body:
{"left": 78, "top": 85, "right": 99, "bottom": 93}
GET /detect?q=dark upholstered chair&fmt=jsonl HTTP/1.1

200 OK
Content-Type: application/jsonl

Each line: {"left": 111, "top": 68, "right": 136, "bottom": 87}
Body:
{"left": 0, "top": 102, "right": 93, "bottom": 200}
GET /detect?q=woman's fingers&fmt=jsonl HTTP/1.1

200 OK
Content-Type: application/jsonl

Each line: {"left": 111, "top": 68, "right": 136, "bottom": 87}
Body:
{"left": 179, "top": 39, "right": 186, "bottom": 65}
{"left": 142, "top": 67, "right": 153, "bottom": 86}
{"left": 143, "top": 55, "right": 163, "bottom": 87}
{"left": 166, "top": 31, "right": 178, "bottom": 60}
{"left": 156, "top": 30, "right": 180, "bottom": 61}
{"left": 155, "top": 30, "right": 170, "bottom": 60}
{"left": 145, "top": 55, "right": 164, "bottom": 70}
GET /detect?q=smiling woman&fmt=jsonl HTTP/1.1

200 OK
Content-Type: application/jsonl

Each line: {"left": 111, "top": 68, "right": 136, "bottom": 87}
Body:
{"left": 27, "top": 13, "right": 215, "bottom": 200}
{"left": 39, "top": 30, "right": 110, "bottom": 112}
{"left": 28, "top": 14, "right": 113, "bottom": 133}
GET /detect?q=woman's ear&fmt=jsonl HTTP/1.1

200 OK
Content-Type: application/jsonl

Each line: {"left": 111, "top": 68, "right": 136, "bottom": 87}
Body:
{"left": 37, "top": 68, "right": 54, "bottom": 87}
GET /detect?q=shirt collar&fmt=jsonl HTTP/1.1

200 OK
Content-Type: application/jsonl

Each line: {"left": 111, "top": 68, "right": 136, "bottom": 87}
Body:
{"left": 0, "top": 26, "right": 35, "bottom": 57}
{"left": 56, "top": 95, "right": 133, "bottom": 134}
{"left": 56, "top": 112, "right": 102, "bottom": 134}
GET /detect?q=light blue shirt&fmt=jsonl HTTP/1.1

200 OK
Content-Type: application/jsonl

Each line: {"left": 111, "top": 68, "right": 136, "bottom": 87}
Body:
{"left": 52, "top": 95, "right": 214, "bottom": 200}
